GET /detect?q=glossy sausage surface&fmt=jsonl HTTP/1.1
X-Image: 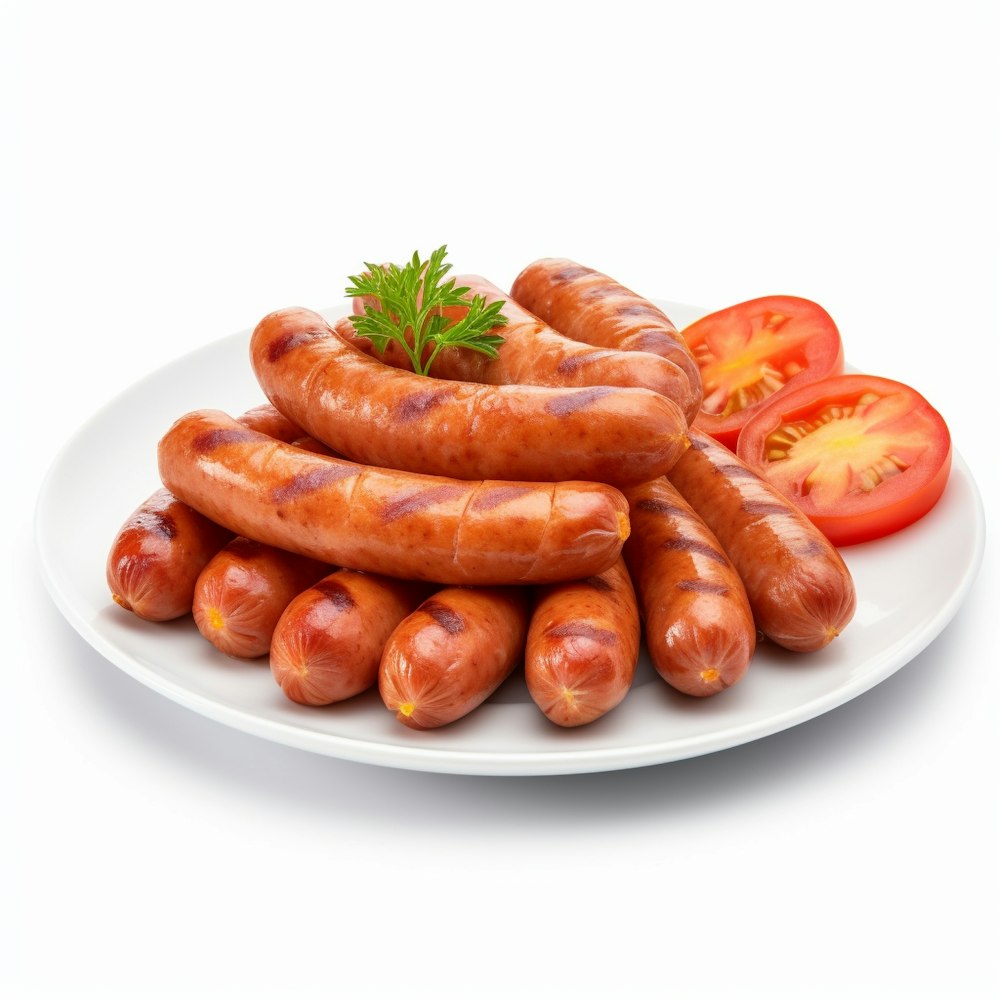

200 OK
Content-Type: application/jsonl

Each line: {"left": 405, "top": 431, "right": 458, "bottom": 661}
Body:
{"left": 623, "top": 477, "right": 755, "bottom": 695}
{"left": 250, "top": 307, "right": 688, "bottom": 487}
{"left": 270, "top": 570, "right": 429, "bottom": 705}
{"left": 157, "top": 409, "right": 631, "bottom": 586}
{"left": 525, "top": 557, "right": 640, "bottom": 726}
{"left": 379, "top": 586, "right": 530, "bottom": 729}
{"left": 510, "top": 258, "right": 703, "bottom": 422}
{"left": 667, "top": 429, "right": 856, "bottom": 652}
{"left": 191, "top": 537, "right": 329, "bottom": 658}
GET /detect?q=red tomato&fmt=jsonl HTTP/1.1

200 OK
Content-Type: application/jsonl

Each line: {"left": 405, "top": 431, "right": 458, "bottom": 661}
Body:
{"left": 736, "top": 374, "right": 952, "bottom": 546}
{"left": 682, "top": 296, "right": 844, "bottom": 449}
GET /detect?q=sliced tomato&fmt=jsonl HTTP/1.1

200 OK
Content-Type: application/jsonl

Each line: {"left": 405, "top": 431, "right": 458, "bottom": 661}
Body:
{"left": 682, "top": 295, "right": 844, "bottom": 449}
{"left": 736, "top": 374, "right": 952, "bottom": 546}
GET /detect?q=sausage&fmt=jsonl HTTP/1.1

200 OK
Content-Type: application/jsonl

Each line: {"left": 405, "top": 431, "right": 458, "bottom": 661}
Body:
{"left": 338, "top": 274, "right": 698, "bottom": 407}
{"left": 510, "top": 258, "right": 703, "bottom": 423}
{"left": 250, "top": 307, "right": 689, "bottom": 487}
{"left": 666, "top": 429, "right": 857, "bottom": 652}
{"left": 524, "top": 557, "right": 640, "bottom": 726}
{"left": 270, "top": 570, "right": 429, "bottom": 706}
{"left": 379, "top": 586, "right": 530, "bottom": 729}
{"left": 191, "top": 537, "right": 329, "bottom": 658}
{"left": 106, "top": 403, "right": 308, "bottom": 621}
{"left": 157, "top": 409, "right": 631, "bottom": 586}
{"left": 623, "top": 477, "right": 755, "bottom": 695}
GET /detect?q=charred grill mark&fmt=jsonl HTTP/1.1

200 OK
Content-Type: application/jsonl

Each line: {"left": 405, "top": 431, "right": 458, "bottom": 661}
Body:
{"left": 635, "top": 498, "right": 689, "bottom": 518}
{"left": 191, "top": 428, "right": 261, "bottom": 452}
{"left": 381, "top": 484, "right": 466, "bottom": 523}
{"left": 422, "top": 599, "right": 465, "bottom": 634}
{"left": 266, "top": 328, "right": 327, "bottom": 363}
{"left": 794, "top": 539, "right": 827, "bottom": 558}
{"left": 546, "top": 622, "right": 617, "bottom": 646}
{"left": 583, "top": 575, "right": 615, "bottom": 592}
{"left": 630, "top": 329, "right": 680, "bottom": 353}
{"left": 313, "top": 578, "right": 357, "bottom": 611}
{"left": 714, "top": 462, "right": 761, "bottom": 480}
{"left": 395, "top": 388, "right": 455, "bottom": 423}
{"left": 134, "top": 509, "right": 177, "bottom": 540}
{"left": 661, "top": 537, "right": 730, "bottom": 566}
{"left": 676, "top": 579, "right": 731, "bottom": 595}
{"left": 741, "top": 499, "right": 796, "bottom": 517}
{"left": 471, "top": 484, "right": 535, "bottom": 512}
{"left": 271, "top": 463, "right": 356, "bottom": 504}
{"left": 551, "top": 265, "right": 592, "bottom": 283}
{"left": 545, "top": 385, "right": 616, "bottom": 417}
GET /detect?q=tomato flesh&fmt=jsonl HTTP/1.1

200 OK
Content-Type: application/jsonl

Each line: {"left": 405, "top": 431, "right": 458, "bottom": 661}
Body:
{"left": 736, "top": 375, "right": 952, "bottom": 546}
{"left": 682, "top": 296, "right": 844, "bottom": 450}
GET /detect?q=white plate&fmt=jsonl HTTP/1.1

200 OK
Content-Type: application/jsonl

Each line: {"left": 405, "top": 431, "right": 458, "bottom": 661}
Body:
{"left": 35, "top": 302, "right": 986, "bottom": 776}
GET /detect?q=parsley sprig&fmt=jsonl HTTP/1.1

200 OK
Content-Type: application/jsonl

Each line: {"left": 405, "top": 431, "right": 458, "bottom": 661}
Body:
{"left": 345, "top": 245, "right": 508, "bottom": 376}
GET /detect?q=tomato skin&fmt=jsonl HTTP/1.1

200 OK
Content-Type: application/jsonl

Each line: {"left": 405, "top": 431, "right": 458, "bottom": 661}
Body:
{"left": 736, "top": 374, "right": 952, "bottom": 547}
{"left": 682, "top": 295, "right": 844, "bottom": 450}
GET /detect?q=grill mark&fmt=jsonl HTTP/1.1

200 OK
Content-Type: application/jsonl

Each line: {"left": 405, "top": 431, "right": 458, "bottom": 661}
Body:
{"left": 581, "top": 285, "right": 623, "bottom": 300}
{"left": 617, "top": 303, "right": 665, "bottom": 318}
{"left": 545, "top": 385, "right": 616, "bottom": 417}
{"left": 676, "top": 579, "right": 730, "bottom": 595}
{"left": 191, "top": 428, "right": 261, "bottom": 452}
{"left": 629, "top": 329, "right": 680, "bottom": 353}
{"left": 661, "top": 537, "right": 730, "bottom": 566}
{"left": 714, "top": 462, "right": 760, "bottom": 480}
{"left": 134, "top": 509, "right": 177, "bottom": 540}
{"left": 546, "top": 622, "right": 617, "bottom": 646}
{"left": 271, "top": 463, "right": 357, "bottom": 503}
{"left": 471, "top": 484, "right": 536, "bottom": 512}
{"left": 313, "top": 578, "right": 357, "bottom": 611}
{"left": 635, "top": 498, "right": 689, "bottom": 518}
{"left": 395, "top": 387, "right": 455, "bottom": 423}
{"left": 381, "top": 484, "right": 466, "bottom": 523}
{"left": 741, "top": 499, "right": 796, "bottom": 517}
{"left": 421, "top": 599, "right": 465, "bottom": 634}
{"left": 266, "top": 328, "right": 327, "bottom": 363}
{"left": 551, "top": 265, "right": 591, "bottom": 283}
{"left": 582, "top": 575, "right": 615, "bottom": 592}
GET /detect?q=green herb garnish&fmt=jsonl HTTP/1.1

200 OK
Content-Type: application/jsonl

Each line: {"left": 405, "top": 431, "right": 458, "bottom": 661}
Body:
{"left": 345, "top": 245, "right": 508, "bottom": 376}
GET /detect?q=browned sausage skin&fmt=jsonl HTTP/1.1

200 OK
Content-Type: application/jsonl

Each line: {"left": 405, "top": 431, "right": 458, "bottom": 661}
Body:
{"left": 525, "top": 556, "right": 640, "bottom": 726}
{"left": 379, "top": 586, "right": 530, "bottom": 729}
{"left": 106, "top": 404, "right": 308, "bottom": 622}
{"left": 338, "top": 274, "right": 697, "bottom": 408}
{"left": 509, "top": 258, "right": 703, "bottom": 423}
{"left": 270, "top": 570, "right": 429, "bottom": 706}
{"left": 623, "top": 477, "right": 755, "bottom": 695}
{"left": 191, "top": 538, "right": 329, "bottom": 659}
{"left": 667, "top": 429, "right": 857, "bottom": 652}
{"left": 157, "top": 409, "right": 631, "bottom": 586}
{"left": 250, "top": 307, "right": 688, "bottom": 487}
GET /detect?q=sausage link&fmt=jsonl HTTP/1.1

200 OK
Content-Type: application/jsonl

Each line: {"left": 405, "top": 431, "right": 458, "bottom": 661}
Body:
{"left": 250, "top": 307, "right": 688, "bottom": 487}
{"left": 338, "top": 274, "right": 698, "bottom": 407}
{"left": 379, "top": 586, "right": 530, "bottom": 729}
{"left": 106, "top": 403, "right": 308, "bottom": 621}
{"left": 667, "top": 429, "right": 857, "bottom": 652}
{"left": 270, "top": 570, "right": 429, "bottom": 705}
{"left": 525, "top": 557, "right": 640, "bottom": 726}
{"left": 191, "top": 537, "right": 329, "bottom": 658}
{"left": 157, "top": 409, "right": 630, "bottom": 586}
{"left": 509, "top": 258, "right": 703, "bottom": 423}
{"left": 623, "top": 477, "right": 755, "bottom": 695}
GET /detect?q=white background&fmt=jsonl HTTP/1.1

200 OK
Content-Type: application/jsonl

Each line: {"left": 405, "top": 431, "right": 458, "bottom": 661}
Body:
{"left": 4, "top": 1, "right": 998, "bottom": 997}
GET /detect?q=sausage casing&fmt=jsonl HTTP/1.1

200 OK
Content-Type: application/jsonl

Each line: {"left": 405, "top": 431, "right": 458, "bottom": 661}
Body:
{"left": 667, "top": 429, "right": 857, "bottom": 652}
{"left": 525, "top": 557, "right": 640, "bottom": 726}
{"left": 191, "top": 537, "right": 329, "bottom": 658}
{"left": 509, "top": 258, "right": 703, "bottom": 423}
{"left": 379, "top": 586, "right": 530, "bottom": 729}
{"left": 250, "top": 307, "right": 688, "bottom": 487}
{"left": 157, "top": 409, "right": 631, "bottom": 586}
{"left": 623, "top": 477, "right": 755, "bottom": 695}
{"left": 270, "top": 570, "right": 429, "bottom": 706}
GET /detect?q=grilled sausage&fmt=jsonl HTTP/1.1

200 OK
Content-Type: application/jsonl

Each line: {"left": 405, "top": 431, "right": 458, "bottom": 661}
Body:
{"left": 157, "top": 409, "right": 631, "bottom": 586}
{"left": 250, "top": 307, "right": 688, "bottom": 487}
{"left": 525, "top": 557, "right": 640, "bottom": 726}
{"left": 106, "top": 403, "right": 308, "bottom": 621}
{"left": 623, "top": 477, "right": 755, "bottom": 695}
{"left": 509, "top": 258, "right": 703, "bottom": 422}
{"left": 666, "top": 429, "right": 856, "bottom": 652}
{"left": 270, "top": 570, "right": 429, "bottom": 705}
{"left": 191, "top": 537, "right": 329, "bottom": 658}
{"left": 379, "top": 586, "right": 530, "bottom": 729}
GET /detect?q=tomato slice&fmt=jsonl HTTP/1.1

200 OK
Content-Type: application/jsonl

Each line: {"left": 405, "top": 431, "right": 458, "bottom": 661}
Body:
{"left": 682, "top": 296, "right": 844, "bottom": 449}
{"left": 736, "top": 374, "right": 952, "bottom": 546}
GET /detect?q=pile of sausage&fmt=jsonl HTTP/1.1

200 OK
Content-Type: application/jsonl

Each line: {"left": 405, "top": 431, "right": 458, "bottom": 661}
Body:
{"left": 106, "top": 258, "right": 857, "bottom": 730}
